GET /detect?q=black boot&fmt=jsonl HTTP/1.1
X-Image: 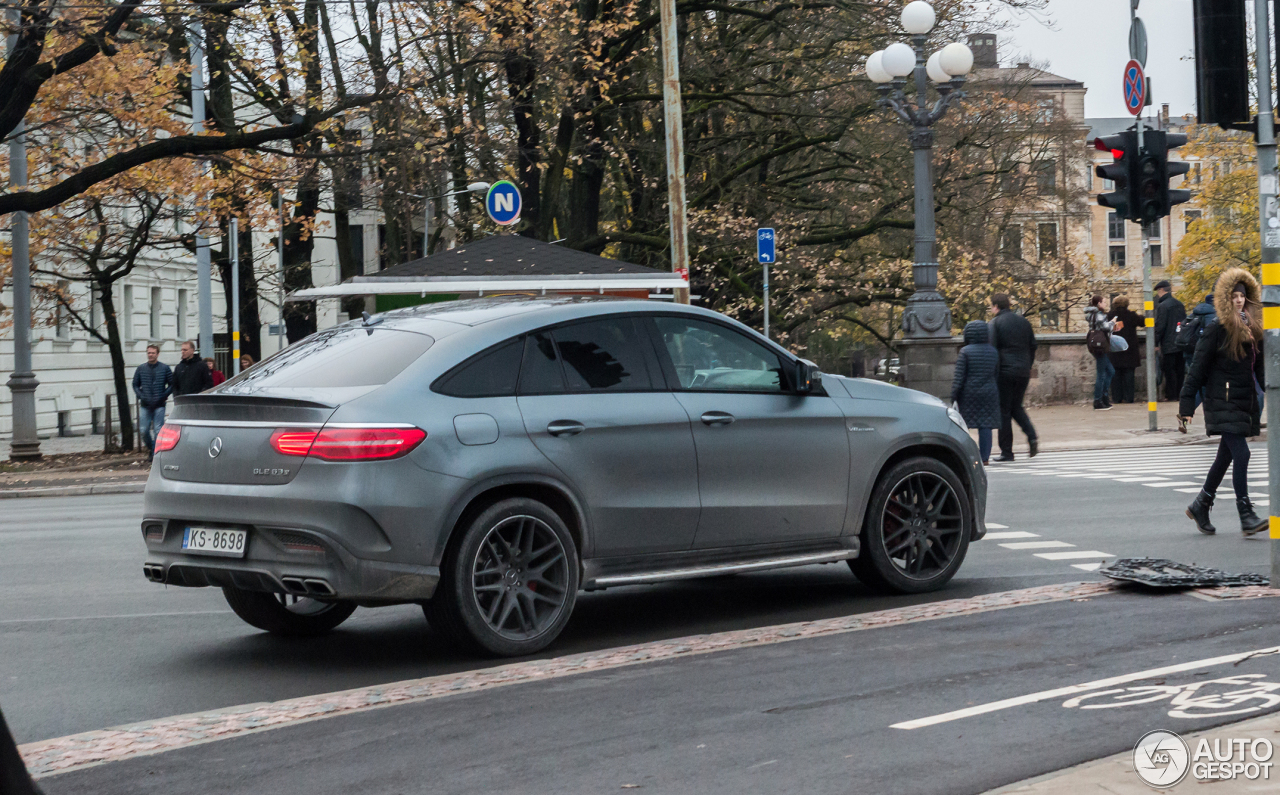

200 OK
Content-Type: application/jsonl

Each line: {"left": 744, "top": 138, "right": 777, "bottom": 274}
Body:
{"left": 1238, "top": 498, "right": 1268, "bottom": 536}
{"left": 1186, "top": 491, "right": 1216, "bottom": 535}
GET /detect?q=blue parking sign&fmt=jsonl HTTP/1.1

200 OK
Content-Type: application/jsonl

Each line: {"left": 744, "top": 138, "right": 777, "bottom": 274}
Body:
{"left": 486, "top": 180, "right": 522, "bottom": 226}
{"left": 757, "top": 228, "right": 776, "bottom": 263}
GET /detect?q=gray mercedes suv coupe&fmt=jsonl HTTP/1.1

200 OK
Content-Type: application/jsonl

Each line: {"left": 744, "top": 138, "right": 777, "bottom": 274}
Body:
{"left": 142, "top": 297, "right": 986, "bottom": 656}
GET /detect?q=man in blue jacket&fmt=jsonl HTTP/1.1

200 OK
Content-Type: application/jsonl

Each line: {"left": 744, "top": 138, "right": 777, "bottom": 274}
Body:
{"left": 132, "top": 344, "right": 173, "bottom": 460}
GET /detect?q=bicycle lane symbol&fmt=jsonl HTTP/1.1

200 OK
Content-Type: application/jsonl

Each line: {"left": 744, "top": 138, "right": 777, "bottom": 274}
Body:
{"left": 1063, "top": 674, "right": 1280, "bottom": 720}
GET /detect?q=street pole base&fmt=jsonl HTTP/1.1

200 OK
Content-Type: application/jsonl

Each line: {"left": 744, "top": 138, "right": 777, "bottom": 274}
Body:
{"left": 902, "top": 292, "right": 952, "bottom": 339}
{"left": 7, "top": 442, "right": 42, "bottom": 462}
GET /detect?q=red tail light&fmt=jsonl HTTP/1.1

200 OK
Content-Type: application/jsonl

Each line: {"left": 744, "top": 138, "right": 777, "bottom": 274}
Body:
{"left": 154, "top": 424, "right": 182, "bottom": 452}
{"left": 270, "top": 428, "right": 320, "bottom": 457}
{"left": 270, "top": 426, "right": 425, "bottom": 461}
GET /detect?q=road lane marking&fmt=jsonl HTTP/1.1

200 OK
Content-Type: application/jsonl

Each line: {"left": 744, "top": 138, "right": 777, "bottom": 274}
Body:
{"left": 1072, "top": 563, "right": 1104, "bottom": 571}
{"left": 984, "top": 532, "right": 1039, "bottom": 540}
{"left": 1034, "top": 551, "right": 1115, "bottom": 560}
{"left": 1111, "top": 477, "right": 1168, "bottom": 482}
{"left": 20, "top": 581, "right": 1120, "bottom": 779}
{"left": 999, "top": 541, "right": 1075, "bottom": 550}
{"left": 1142, "top": 482, "right": 1200, "bottom": 488}
{"left": 891, "top": 645, "right": 1280, "bottom": 730}
{"left": 985, "top": 523, "right": 1009, "bottom": 529}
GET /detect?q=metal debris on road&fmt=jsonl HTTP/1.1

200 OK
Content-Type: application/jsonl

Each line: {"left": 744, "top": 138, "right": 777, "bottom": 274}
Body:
{"left": 1100, "top": 558, "right": 1271, "bottom": 589}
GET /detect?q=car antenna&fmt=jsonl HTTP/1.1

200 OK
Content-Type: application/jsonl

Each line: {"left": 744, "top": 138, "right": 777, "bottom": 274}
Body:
{"left": 361, "top": 311, "right": 384, "bottom": 327}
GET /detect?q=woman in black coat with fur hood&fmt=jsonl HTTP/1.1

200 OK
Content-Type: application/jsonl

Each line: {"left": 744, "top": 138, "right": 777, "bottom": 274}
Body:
{"left": 1179, "top": 267, "right": 1268, "bottom": 535}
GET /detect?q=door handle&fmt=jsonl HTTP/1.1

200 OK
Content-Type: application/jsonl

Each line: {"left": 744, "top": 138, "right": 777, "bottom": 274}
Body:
{"left": 547, "top": 420, "right": 586, "bottom": 437}
{"left": 700, "top": 411, "right": 735, "bottom": 426}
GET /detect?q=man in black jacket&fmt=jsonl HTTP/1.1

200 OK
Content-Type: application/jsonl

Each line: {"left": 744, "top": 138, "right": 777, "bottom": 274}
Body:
{"left": 987, "top": 293, "right": 1039, "bottom": 461}
{"left": 172, "top": 340, "right": 214, "bottom": 397}
{"left": 1153, "top": 280, "right": 1186, "bottom": 401}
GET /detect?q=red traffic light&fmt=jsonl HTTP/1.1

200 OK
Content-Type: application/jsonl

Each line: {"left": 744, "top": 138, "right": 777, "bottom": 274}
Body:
{"left": 1093, "top": 138, "right": 1124, "bottom": 159}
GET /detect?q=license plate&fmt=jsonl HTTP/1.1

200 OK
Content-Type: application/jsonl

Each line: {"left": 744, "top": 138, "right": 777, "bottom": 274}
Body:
{"left": 182, "top": 527, "right": 248, "bottom": 558}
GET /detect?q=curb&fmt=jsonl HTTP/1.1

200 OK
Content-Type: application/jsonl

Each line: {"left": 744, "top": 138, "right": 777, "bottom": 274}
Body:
{"left": 0, "top": 481, "right": 147, "bottom": 500}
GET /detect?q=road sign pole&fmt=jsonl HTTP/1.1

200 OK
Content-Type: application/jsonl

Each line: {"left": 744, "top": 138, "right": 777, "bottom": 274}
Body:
{"left": 1249, "top": 0, "right": 1280, "bottom": 584}
{"left": 763, "top": 262, "right": 769, "bottom": 340}
{"left": 231, "top": 217, "right": 240, "bottom": 376}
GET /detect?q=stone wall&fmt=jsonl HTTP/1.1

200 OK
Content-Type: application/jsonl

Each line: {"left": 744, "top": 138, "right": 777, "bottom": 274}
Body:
{"left": 900, "top": 332, "right": 1151, "bottom": 406}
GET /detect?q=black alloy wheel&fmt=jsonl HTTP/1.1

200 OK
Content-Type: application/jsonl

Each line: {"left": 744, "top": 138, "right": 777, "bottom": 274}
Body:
{"left": 425, "top": 497, "right": 579, "bottom": 657}
{"left": 222, "top": 587, "right": 357, "bottom": 636}
{"left": 851, "top": 456, "right": 971, "bottom": 594}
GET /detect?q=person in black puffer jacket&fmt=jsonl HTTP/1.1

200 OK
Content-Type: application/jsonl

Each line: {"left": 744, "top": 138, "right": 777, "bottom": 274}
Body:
{"left": 1179, "top": 267, "right": 1267, "bottom": 536}
{"left": 950, "top": 320, "right": 1000, "bottom": 464}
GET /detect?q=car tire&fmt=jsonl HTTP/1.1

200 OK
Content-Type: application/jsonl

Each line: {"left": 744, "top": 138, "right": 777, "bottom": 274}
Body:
{"left": 851, "top": 456, "right": 971, "bottom": 594}
{"left": 222, "top": 587, "right": 357, "bottom": 636}
{"left": 424, "top": 497, "right": 579, "bottom": 657}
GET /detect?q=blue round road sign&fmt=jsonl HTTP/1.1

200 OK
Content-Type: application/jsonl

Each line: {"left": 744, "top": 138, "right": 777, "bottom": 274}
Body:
{"left": 486, "top": 180, "right": 522, "bottom": 226}
{"left": 1123, "top": 59, "right": 1145, "bottom": 116}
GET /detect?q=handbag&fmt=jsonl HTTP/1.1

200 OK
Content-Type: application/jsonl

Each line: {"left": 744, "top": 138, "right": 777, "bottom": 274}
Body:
{"left": 1109, "top": 333, "right": 1128, "bottom": 352}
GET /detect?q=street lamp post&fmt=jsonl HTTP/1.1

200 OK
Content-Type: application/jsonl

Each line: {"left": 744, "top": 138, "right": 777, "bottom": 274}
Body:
{"left": 395, "top": 182, "right": 490, "bottom": 257}
{"left": 866, "top": 2, "right": 973, "bottom": 339}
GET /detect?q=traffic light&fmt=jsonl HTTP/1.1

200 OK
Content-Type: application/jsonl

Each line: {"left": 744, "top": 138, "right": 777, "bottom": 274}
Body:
{"left": 1192, "top": 0, "right": 1249, "bottom": 125}
{"left": 1164, "top": 132, "right": 1193, "bottom": 211}
{"left": 1135, "top": 130, "right": 1193, "bottom": 224}
{"left": 1095, "top": 131, "right": 1138, "bottom": 221}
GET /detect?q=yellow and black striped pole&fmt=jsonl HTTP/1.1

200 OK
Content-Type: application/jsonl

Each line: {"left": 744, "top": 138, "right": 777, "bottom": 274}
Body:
{"left": 1256, "top": 0, "right": 1280, "bottom": 586}
{"left": 1143, "top": 241, "right": 1157, "bottom": 431}
{"left": 230, "top": 218, "right": 241, "bottom": 377}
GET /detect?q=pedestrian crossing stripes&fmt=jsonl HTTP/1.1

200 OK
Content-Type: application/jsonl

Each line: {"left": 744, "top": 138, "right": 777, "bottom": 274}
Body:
{"left": 987, "top": 444, "right": 1271, "bottom": 506}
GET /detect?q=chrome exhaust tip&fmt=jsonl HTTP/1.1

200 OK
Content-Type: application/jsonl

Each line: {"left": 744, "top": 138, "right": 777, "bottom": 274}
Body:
{"left": 302, "top": 578, "right": 335, "bottom": 597}
{"left": 280, "top": 576, "right": 308, "bottom": 595}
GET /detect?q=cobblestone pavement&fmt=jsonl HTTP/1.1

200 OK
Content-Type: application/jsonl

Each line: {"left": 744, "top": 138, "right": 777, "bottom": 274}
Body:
{"left": 21, "top": 580, "right": 1126, "bottom": 779}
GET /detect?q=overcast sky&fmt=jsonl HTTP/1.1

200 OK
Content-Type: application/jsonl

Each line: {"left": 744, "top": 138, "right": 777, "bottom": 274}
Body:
{"left": 988, "top": 0, "right": 1198, "bottom": 120}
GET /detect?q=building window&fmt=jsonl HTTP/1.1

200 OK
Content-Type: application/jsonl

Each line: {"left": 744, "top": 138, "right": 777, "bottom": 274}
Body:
{"left": 351, "top": 225, "right": 365, "bottom": 276}
{"left": 1037, "top": 222, "right": 1058, "bottom": 260}
{"left": 1000, "top": 167, "right": 1020, "bottom": 195}
{"left": 1109, "top": 245, "right": 1126, "bottom": 269}
{"left": 1142, "top": 221, "right": 1161, "bottom": 240}
{"left": 1040, "top": 306, "right": 1060, "bottom": 329}
{"left": 1149, "top": 245, "right": 1162, "bottom": 268}
{"left": 1194, "top": 163, "right": 1201, "bottom": 185}
{"left": 1184, "top": 209, "right": 1202, "bottom": 234}
{"left": 122, "top": 285, "right": 133, "bottom": 341}
{"left": 177, "top": 289, "right": 188, "bottom": 339}
{"left": 1107, "top": 212, "right": 1124, "bottom": 241}
{"left": 1036, "top": 161, "right": 1056, "bottom": 195}
{"left": 1084, "top": 162, "right": 1094, "bottom": 191}
{"left": 89, "top": 286, "right": 101, "bottom": 330}
{"left": 150, "top": 287, "right": 162, "bottom": 340}
{"left": 1001, "top": 224, "right": 1023, "bottom": 259}
{"left": 55, "top": 281, "right": 71, "bottom": 339}
{"left": 1036, "top": 98, "right": 1054, "bottom": 123}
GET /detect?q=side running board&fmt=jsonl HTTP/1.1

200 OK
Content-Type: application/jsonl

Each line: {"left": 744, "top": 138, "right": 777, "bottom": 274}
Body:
{"left": 585, "top": 548, "right": 858, "bottom": 589}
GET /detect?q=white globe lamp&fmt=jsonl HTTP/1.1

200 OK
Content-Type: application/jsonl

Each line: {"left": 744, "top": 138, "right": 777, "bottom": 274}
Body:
{"left": 901, "top": 1, "right": 936, "bottom": 35}
{"left": 938, "top": 42, "right": 974, "bottom": 77}
{"left": 881, "top": 42, "right": 917, "bottom": 78}
{"left": 926, "top": 51, "right": 950, "bottom": 83}
{"left": 866, "top": 51, "right": 893, "bottom": 84}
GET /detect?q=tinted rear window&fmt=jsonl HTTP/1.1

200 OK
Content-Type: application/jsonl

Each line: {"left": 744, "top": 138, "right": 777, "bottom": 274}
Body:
{"left": 519, "top": 332, "right": 566, "bottom": 394}
{"left": 433, "top": 340, "right": 524, "bottom": 397}
{"left": 219, "top": 328, "right": 434, "bottom": 392}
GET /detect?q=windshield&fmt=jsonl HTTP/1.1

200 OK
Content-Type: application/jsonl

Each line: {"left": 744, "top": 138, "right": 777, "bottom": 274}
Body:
{"left": 217, "top": 327, "right": 435, "bottom": 395}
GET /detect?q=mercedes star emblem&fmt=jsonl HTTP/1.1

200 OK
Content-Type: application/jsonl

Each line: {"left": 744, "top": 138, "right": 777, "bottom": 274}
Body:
{"left": 208, "top": 437, "right": 223, "bottom": 458}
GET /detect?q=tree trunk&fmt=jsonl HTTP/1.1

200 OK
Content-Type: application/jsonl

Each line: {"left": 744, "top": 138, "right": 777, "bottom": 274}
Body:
{"left": 97, "top": 282, "right": 134, "bottom": 452}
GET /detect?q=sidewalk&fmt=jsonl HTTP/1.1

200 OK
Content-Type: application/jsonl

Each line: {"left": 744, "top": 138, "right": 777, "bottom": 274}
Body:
{"left": 0, "top": 434, "right": 149, "bottom": 499}
{"left": 987, "top": 711, "right": 1280, "bottom": 793}
{"left": 982, "top": 400, "right": 1227, "bottom": 455}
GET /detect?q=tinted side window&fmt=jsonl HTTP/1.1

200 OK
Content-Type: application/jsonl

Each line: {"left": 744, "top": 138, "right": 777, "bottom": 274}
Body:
{"left": 518, "top": 332, "right": 565, "bottom": 394}
{"left": 554, "top": 317, "right": 653, "bottom": 392}
{"left": 652, "top": 317, "right": 783, "bottom": 392}
{"left": 433, "top": 339, "right": 523, "bottom": 397}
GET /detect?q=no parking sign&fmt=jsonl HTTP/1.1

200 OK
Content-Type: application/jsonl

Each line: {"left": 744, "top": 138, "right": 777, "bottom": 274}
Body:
{"left": 486, "top": 180, "right": 522, "bottom": 226}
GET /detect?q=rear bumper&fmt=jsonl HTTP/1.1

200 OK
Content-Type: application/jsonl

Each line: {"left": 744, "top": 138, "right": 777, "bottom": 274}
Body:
{"left": 141, "top": 461, "right": 463, "bottom": 602}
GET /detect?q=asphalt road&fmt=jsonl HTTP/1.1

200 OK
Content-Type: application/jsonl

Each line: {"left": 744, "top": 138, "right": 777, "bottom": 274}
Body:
{"left": 4, "top": 443, "right": 1279, "bottom": 792}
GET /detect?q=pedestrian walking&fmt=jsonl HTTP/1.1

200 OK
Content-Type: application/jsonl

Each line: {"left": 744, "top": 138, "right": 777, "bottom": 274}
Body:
{"left": 987, "top": 293, "right": 1039, "bottom": 461}
{"left": 205, "top": 357, "right": 226, "bottom": 386}
{"left": 1178, "top": 293, "right": 1217, "bottom": 411}
{"left": 131, "top": 344, "right": 172, "bottom": 460}
{"left": 950, "top": 320, "right": 1000, "bottom": 465}
{"left": 1084, "top": 295, "right": 1121, "bottom": 411}
{"left": 1180, "top": 268, "right": 1268, "bottom": 536}
{"left": 172, "top": 340, "right": 214, "bottom": 396}
{"left": 1154, "top": 280, "right": 1187, "bottom": 401}
{"left": 1107, "top": 295, "right": 1142, "bottom": 403}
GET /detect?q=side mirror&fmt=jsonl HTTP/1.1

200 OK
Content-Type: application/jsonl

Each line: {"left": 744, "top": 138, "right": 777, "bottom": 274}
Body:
{"left": 794, "top": 359, "right": 821, "bottom": 394}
